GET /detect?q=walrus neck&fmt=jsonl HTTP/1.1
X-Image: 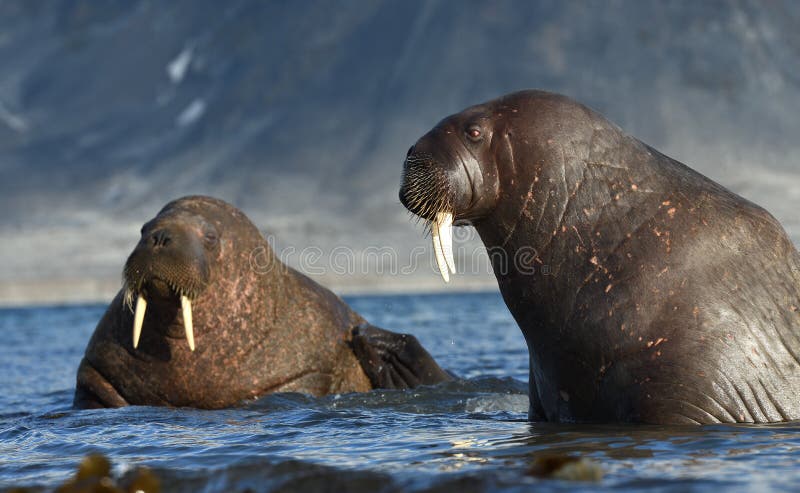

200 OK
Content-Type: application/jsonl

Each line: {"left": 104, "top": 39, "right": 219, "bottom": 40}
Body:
{"left": 474, "top": 137, "right": 676, "bottom": 334}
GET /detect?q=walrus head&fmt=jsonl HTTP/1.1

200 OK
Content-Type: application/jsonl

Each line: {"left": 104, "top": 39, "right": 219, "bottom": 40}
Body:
{"left": 400, "top": 90, "right": 624, "bottom": 283}
{"left": 120, "top": 196, "right": 271, "bottom": 352}
{"left": 400, "top": 99, "right": 509, "bottom": 281}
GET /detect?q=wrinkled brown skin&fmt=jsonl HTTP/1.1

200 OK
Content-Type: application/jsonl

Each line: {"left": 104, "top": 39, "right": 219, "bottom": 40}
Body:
{"left": 74, "top": 196, "right": 450, "bottom": 409}
{"left": 400, "top": 90, "right": 800, "bottom": 424}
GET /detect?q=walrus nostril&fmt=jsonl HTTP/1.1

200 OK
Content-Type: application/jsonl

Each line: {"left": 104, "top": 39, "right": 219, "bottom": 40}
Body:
{"left": 150, "top": 230, "right": 171, "bottom": 249}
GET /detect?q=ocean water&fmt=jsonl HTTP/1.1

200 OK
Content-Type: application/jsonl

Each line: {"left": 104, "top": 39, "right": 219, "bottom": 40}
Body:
{"left": 1, "top": 292, "right": 799, "bottom": 492}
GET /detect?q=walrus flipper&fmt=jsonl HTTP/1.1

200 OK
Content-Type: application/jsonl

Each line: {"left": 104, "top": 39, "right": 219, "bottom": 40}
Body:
{"left": 350, "top": 324, "right": 452, "bottom": 389}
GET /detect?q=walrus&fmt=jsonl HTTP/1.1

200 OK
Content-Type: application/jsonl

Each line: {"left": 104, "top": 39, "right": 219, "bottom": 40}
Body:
{"left": 399, "top": 90, "right": 800, "bottom": 424}
{"left": 74, "top": 196, "right": 450, "bottom": 409}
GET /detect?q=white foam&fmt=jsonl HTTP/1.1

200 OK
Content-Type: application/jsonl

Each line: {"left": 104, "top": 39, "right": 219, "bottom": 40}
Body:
{"left": 464, "top": 394, "right": 529, "bottom": 414}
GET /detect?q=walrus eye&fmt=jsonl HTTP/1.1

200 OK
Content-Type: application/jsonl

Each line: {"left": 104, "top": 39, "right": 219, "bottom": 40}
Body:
{"left": 466, "top": 126, "right": 482, "bottom": 142}
{"left": 203, "top": 231, "right": 218, "bottom": 247}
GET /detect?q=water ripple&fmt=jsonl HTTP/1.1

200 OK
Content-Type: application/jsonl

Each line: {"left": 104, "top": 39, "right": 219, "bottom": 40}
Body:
{"left": 1, "top": 294, "right": 799, "bottom": 491}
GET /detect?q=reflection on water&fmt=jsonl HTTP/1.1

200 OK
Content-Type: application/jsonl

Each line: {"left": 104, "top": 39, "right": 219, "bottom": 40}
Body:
{"left": 0, "top": 293, "right": 799, "bottom": 492}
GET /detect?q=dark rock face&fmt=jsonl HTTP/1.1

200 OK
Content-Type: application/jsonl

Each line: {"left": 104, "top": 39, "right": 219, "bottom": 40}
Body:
{"left": 2, "top": 1, "right": 799, "bottom": 297}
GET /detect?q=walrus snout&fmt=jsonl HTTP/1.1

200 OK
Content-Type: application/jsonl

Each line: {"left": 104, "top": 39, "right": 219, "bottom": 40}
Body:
{"left": 124, "top": 222, "right": 211, "bottom": 301}
{"left": 399, "top": 150, "right": 453, "bottom": 220}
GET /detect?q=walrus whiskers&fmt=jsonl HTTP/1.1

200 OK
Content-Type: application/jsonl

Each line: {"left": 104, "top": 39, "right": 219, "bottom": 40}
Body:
{"left": 400, "top": 155, "right": 452, "bottom": 221}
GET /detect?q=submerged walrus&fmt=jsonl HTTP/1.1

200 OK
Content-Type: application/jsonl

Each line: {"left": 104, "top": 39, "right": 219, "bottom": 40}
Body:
{"left": 74, "top": 196, "right": 450, "bottom": 409}
{"left": 400, "top": 90, "right": 800, "bottom": 424}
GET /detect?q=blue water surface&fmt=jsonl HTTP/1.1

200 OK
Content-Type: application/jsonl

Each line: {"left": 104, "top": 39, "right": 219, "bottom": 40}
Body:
{"left": 1, "top": 292, "right": 799, "bottom": 492}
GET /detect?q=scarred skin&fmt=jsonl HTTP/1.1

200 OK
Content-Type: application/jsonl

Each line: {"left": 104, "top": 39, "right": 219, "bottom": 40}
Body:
{"left": 400, "top": 90, "right": 800, "bottom": 424}
{"left": 74, "top": 196, "right": 450, "bottom": 409}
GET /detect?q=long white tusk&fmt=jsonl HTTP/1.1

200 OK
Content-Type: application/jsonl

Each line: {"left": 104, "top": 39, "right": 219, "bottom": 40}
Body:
{"left": 432, "top": 227, "right": 450, "bottom": 283}
{"left": 181, "top": 295, "right": 195, "bottom": 351}
{"left": 133, "top": 294, "right": 147, "bottom": 349}
{"left": 436, "top": 212, "right": 456, "bottom": 274}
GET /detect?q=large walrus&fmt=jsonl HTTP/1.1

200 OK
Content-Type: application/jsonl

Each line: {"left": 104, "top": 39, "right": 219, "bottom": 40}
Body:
{"left": 74, "top": 196, "right": 450, "bottom": 409}
{"left": 399, "top": 90, "right": 800, "bottom": 424}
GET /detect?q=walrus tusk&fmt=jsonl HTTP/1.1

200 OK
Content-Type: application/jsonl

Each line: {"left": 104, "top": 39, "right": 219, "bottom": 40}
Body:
{"left": 132, "top": 294, "right": 147, "bottom": 349}
{"left": 432, "top": 230, "right": 449, "bottom": 283}
{"left": 431, "top": 212, "right": 455, "bottom": 282}
{"left": 181, "top": 295, "right": 195, "bottom": 351}
{"left": 437, "top": 212, "right": 456, "bottom": 274}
